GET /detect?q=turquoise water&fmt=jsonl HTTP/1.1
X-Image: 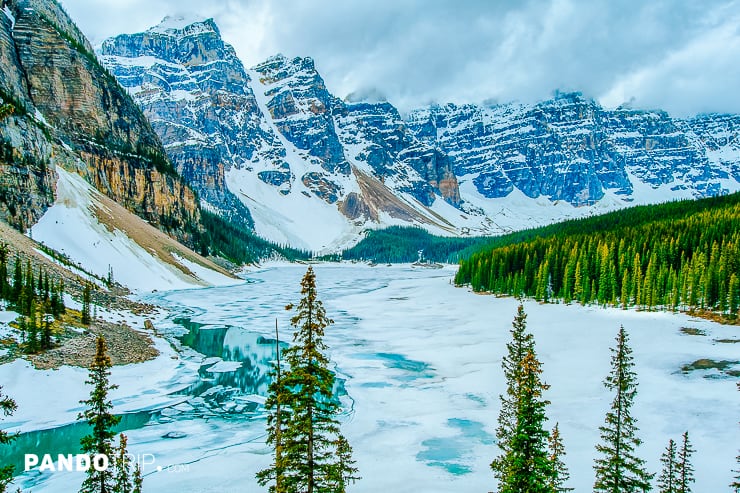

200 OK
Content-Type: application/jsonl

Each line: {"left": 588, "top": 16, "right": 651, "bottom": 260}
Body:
{"left": 0, "top": 410, "right": 153, "bottom": 473}
{"left": 416, "top": 418, "right": 495, "bottom": 475}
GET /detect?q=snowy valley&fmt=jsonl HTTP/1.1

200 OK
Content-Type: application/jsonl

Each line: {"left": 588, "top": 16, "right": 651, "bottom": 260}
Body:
{"left": 2, "top": 265, "right": 739, "bottom": 492}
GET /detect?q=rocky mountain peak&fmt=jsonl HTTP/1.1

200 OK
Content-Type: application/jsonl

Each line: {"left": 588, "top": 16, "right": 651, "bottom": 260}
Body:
{"left": 150, "top": 14, "right": 218, "bottom": 36}
{"left": 252, "top": 54, "right": 335, "bottom": 118}
{"left": 101, "top": 16, "right": 240, "bottom": 78}
{"left": 100, "top": 16, "right": 472, "bottom": 251}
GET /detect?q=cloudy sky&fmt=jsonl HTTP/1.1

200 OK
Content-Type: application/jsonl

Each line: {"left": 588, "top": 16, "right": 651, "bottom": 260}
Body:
{"left": 59, "top": 0, "right": 740, "bottom": 116}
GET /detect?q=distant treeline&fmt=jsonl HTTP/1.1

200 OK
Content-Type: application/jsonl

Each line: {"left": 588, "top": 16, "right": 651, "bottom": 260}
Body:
{"left": 339, "top": 226, "right": 492, "bottom": 263}
{"left": 340, "top": 193, "right": 740, "bottom": 265}
{"left": 195, "top": 210, "right": 311, "bottom": 264}
{"left": 455, "top": 193, "right": 740, "bottom": 317}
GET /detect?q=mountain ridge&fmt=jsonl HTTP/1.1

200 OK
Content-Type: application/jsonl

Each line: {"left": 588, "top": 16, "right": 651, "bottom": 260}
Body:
{"left": 101, "top": 24, "right": 491, "bottom": 252}
{"left": 100, "top": 16, "right": 740, "bottom": 252}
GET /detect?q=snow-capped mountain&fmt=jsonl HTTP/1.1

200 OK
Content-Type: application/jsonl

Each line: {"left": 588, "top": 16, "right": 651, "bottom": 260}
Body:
{"left": 101, "top": 17, "right": 477, "bottom": 252}
{"left": 101, "top": 17, "right": 740, "bottom": 252}
{"left": 406, "top": 93, "right": 740, "bottom": 206}
{"left": 98, "top": 16, "right": 276, "bottom": 228}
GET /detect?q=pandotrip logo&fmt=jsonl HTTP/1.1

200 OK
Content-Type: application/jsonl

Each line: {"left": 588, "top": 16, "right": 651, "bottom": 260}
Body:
{"left": 24, "top": 453, "right": 190, "bottom": 474}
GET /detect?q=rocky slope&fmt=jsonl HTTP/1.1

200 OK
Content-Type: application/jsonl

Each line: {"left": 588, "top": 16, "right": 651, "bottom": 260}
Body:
{"left": 0, "top": 0, "right": 237, "bottom": 290}
{"left": 1, "top": 0, "right": 200, "bottom": 244}
{"left": 99, "top": 16, "right": 274, "bottom": 228}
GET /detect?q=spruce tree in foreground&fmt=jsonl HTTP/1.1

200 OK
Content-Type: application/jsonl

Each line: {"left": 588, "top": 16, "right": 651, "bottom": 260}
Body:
{"left": 506, "top": 350, "right": 554, "bottom": 492}
{"left": 1, "top": 386, "right": 18, "bottom": 493}
{"left": 491, "top": 305, "right": 555, "bottom": 492}
{"left": 256, "top": 320, "right": 289, "bottom": 492}
{"left": 593, "top": 326, "right": 653, "bottom": 492}
{"left": 79, "top": 336, "right": 121, "bottom": 493}
{"left": 657, "top": 438, "right": 677, "bottom": 493}
{"left": 491, "top": 304, "right": 535, "bottom": 484}
{"left": 675, "top": 431, "right": 694, "bottom": 493}
{"left": 257, "top": 266, "right": 358, "bottom": 493}
{"left": 328, "top": 435, "right": 359, "bottom": 492}
{"left": 113, "top": 434, "right": 132, "bottom": 493}
{"left": 733, "top": 383, "right": 740, "bottom": 493}
{"left": 132, "top": 464, "right": 143, "bottom": 493}
{"left": 548, "top": 423, "right": 573, "bottom": 492}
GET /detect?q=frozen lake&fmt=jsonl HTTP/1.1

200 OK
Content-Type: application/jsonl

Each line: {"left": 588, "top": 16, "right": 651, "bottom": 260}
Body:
{"left": 4, "top": 263, "right": 740, "bottom": 492}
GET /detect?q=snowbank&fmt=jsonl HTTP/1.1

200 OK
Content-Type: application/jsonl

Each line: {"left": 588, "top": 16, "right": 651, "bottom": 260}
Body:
{"left": 31, "top": 168, "right": 238, "bottom": 292}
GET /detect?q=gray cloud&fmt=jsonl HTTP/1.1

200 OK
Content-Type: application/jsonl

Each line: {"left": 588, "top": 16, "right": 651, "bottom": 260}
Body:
{"left": 61, "top": 0, "right": 740, "bottom": 116}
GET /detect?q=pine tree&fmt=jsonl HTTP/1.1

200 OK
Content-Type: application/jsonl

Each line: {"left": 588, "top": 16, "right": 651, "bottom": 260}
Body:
{"left": 657, "top": 439, "right": 677, "bottom": 493}
{"left": 79, "top": 337, "right": 121, "bottom": 493}
{"left": 25, "top": 301, "right": 39, "bottom": 354}
{"left": 43, "top": 271, "right": 50, "bottom": 301}
{"left": 113, "top": 434, "right": 132, "bottom": 493}
{"left": 24, "top": 260, "right": 33, "bottom": 304}
{"left": 54, "top": 279, "right": 66, "bottom": 316}
{"left": 11, "top": 257, "right": 21, "bottom": 303}
{"left": 491, "top": 304, "right": 535, "bottom": 484}
{"left": 593, "top": 326, "right": 653, "bottom": 492}
{"left": 0, "top": 243, "right": 9, "bottom": 302}
{"left": 257, "top": 320, "right": 289, "bottom": 492}
{"left": 503, "top": 350, "right": 554, "bottom": 492}
{"left": 132, "top": 464, "right": 142, "bottom": 493}
{"left": 733, "top": 383, "right": 740, "bottom": 492}
{"left": 328, "top": 435, "right": 359, "bottom": 493}
{"left": 492, "top": 305, "right": 556, "bottom": 492}
{"left": 82, "top": 283, "right": 92, "bottom": 325}
{"left": 1, "top": 386, "right": 18, "bottom": 493}
{"left": 257, "top": 267, "right": 358, "bottom": 493}
{"left": 41, "top": 301, "right": 53, "bottom": 350}
{"left": 731, "top": 453, "right": 740, "bottom": 493}
{"left": 675, "top": 431, "right": 694, "bottom": 493}
{"left": 548, "top": 423, "right": 573, "bottom": 492}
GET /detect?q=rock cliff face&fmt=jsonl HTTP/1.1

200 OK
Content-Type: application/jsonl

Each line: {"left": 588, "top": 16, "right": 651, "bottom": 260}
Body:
{"left": 250, "top": 54, "right": 460, "bottom": 208}
{"left": 0, "top": 1, "right": 60, "bottom": 229}
{"left": 0, "top": 0, "right": 199, "bottom": 242}
{"left": 99, "top": 16, "right": 279, "bottom": 227}
{"left": 406, "top": 93, "right": 740, "bottom": 206}
{"left": 333, "top": 101, "right": 460, "bottom": 207}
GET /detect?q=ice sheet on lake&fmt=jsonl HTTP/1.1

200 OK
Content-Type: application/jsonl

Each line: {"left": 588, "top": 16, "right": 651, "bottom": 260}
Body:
{"left": 7, "top": 264, "right": 740, "bottom": 493}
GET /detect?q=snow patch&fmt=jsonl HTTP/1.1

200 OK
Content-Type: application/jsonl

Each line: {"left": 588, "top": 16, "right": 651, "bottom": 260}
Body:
{"left": 0, "top": 334, "right": 191, "bottom": 433}
{"left": 2, "top": 5, "right": 15, "bottom": 29}
{"left": 30, "top": 168, "right": 228, "bottom": 292}
{"left": 150, "top": 15, "right": 212, "bottom": 35}
{"left": 33, "top": 109, "right": 48, "bottom": 126}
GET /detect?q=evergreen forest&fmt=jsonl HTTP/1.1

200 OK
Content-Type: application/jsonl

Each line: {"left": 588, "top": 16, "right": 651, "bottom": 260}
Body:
{"left": 339, "top": 226, "right": 491, "bottom": 263}
{"left": 455, "top": 193, "right": 740, "bottom": 319}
